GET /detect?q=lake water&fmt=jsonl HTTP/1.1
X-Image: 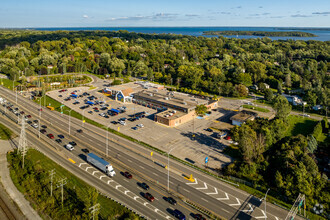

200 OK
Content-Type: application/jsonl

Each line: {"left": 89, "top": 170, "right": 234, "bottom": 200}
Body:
{"left": 35, "top": 27, "right": 330, "bottom": 41}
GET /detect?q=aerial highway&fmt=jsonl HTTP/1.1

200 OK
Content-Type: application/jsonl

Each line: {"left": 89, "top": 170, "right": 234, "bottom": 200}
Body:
{"left": 0, "top": 86, "right": 300, "bottom": 219}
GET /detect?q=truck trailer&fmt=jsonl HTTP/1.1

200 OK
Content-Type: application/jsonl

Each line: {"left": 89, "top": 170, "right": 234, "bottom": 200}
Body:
{"left": 87, "top": 153, "right": 116, "bottom": 177}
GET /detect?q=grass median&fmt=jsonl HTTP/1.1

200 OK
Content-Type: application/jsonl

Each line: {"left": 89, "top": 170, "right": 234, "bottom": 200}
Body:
{"left": 8, "top": 148, "right": 141, "bottom": 219}
{"left": 242, "top": 104, "right": 270, "bottom": 113}
{"left": 0, "top": 122, "right": 15, "bottom": 140}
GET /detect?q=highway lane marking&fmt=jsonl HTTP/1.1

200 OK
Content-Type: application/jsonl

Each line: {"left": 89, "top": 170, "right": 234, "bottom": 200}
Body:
{"left": 92, "top": 170, "right": 100, "bottom": 175}
{"left": 143, "top": 202, "right": 148, "bottom": 206}
{"left": 242, "top": 203, "right": 254, "bottom": 212}
{"left": 182, "top": 188, "right": 190, "bottom": 193}
{"left": 206, "top": 187, "right": 218, "bottom": 195}
{"left": 107, "top": 180, "right": 114, "bottom": 184}
{"left": 99, "top": 175, "right": 107, "bottom": 180}
{"left": 127, "top": 159, "right": 132, "bottom": 162}
{"left": 133, "top": 196, "right": 139, "bottom": 200}
{"left": 229, "top": 198, "right": 241, "bottom": 206}
{"left": 221, "top": 208, "right": 229, "bottom": 213}
{"left": 201, "top": 198, "right": 209, "bottom": 203}
{"left": 123, "top": 179, "right": 129, "bottom": 182}
{"left": 186, "top": 178, "right": 198, "bottom": 185}
{"left": 79, "top": 162, "right": 86, "bottom": 167}
{"left": 115, "top": 185, "right": 122, "bottom": 189}
{"left": 85, "top": 167, "right": 93, "bottom": 171}
{"left": 124, "top": 190, "right": 130, "bottom": 195}
{"left": 275, "top": 217, "right": 279, "bottom": 220}
{"left": 217, "top": 192, "right": 229, "bottom": 200}
{"left": 196, "top": 182, "right": 208, "bottom": 190}
{"left": 255, "top": 210, "right": 267, "bottom": 219}
{"left": 152, "top": 172, "right": 159, "bottom": 176}
{"left": 139, "top": 165, "right": 145, "bottom": 169}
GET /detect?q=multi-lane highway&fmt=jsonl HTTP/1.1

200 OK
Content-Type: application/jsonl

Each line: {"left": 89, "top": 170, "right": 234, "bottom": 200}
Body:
{"left": 0, "top": 85, "right": 299, "bottom": 220}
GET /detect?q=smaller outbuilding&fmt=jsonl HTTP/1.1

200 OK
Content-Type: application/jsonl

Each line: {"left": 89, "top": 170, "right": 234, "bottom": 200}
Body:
{"left": 230, "top": 110, "right": 257, "bottom": 126}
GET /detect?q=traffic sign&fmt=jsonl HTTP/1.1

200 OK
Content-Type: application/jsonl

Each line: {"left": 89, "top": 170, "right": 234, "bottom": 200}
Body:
{"left": 205, "top": 157, "right": 209, "bottom": 164}
{"left": 151, "top": 152, "right": 153, "bottom": 157}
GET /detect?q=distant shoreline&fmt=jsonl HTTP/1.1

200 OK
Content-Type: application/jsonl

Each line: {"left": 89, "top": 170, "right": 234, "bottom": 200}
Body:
{"left": 203, "top": 30, "right": 317, "bottom": 37}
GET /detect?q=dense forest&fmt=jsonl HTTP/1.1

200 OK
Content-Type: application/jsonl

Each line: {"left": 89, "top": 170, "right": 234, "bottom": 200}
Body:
{"left": 0, "top": 30, "right": 329, "bottom": 112}
{"left": 203, "top": 31, "right": 317, "bottom": 37}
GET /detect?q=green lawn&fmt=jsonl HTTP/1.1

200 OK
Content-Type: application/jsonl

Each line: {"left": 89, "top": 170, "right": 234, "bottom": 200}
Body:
{"left": 0, "top": 78, "right": 20, "bottom": 90}
{"left": 285, "top": 115, "right": 318, "bottom": 137}
{"left": 0, "top": 123, "right": 15, "bottom": 140}
{"left": 8, "top": 149, "right": 141, "bottom": 219}
{"left": 242, "top": 104, "right": 270, "bottom": 113}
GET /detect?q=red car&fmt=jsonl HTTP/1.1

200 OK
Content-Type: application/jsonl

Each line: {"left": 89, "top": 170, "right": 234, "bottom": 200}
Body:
{"left": 123, "top": 172, "right": 132, "bottom": 179}
{"left": 38, "top": 108, "right": 43, "bottom": 111}
{"left": 47, "top": 133, "right": 54, "bottom": 139}
{"left": 20, "top": 111, "right": 25, "bottom": 115}
{"left": 225, "top": 136, "right": 231, "bottom": 140}
{"left": 26, "top": 115, "right": 32, "bottom": 118}
{"left": 144, "top": 193, "right": 154, "bottom": 202}
{"left": 194, "top": 214, "right": 206, "bottom": 220}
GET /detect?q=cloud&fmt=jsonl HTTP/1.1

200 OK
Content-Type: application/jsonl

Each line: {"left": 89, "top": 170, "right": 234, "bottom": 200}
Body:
{"left": 83, "top": 15, "right": 89, "bottom": 19}
{"left": 312, "top": 11, "right": 330, "bottom": 15}
{"left": 106, "top": 13, "right": 179, "bottom": 22}
{"left": 237, "top": 6, "right": 242, "bottom": 9}
{"left": 249, "top": 13, "right": 270, "bottom": 17}
{"left": 220, "top": 12, "right": 231, "bottom": 15}
{"left": 291, "top": 14, "right": 311, "bottom": 17}
{"left": 270, "top": 16, "right": 284, "bottom": 18}
{"left": 185, "top": 14, "right": 199, "bottom": 17}
{"left": 259, "top": 6, "right": 263, "bottom": 9}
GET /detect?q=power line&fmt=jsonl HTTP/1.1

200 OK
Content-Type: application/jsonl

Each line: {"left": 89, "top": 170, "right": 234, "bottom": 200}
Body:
{"left": 17, "top": 115, "right": 27, "bottom": 168}
{"left": 285, "top": 193, "right": 305, "bottom": 220}
{"left": 89, "top": 203, "right": 100, "bottom": 220}
{"left": 56, "top": 177, "right": 67, "bottom": 208}
{"left": 49, "top": 169, "right": 56, "bottom": 197}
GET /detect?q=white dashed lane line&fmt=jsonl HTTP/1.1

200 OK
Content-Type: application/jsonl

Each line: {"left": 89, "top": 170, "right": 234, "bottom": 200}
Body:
{"left": 139, "top": 165, "right": 145, "bottom": 169}
{"left": 201, "top": 198, "right": 209, "bottom": 203}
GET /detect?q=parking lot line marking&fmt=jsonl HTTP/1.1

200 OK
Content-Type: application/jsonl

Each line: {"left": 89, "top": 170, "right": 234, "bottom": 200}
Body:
{"left": 201, "top": 198, "right": 209, "bottom": 202}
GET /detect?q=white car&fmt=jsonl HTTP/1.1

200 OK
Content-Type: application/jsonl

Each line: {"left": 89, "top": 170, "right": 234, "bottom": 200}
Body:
{"left": 301, "top": 113, "right": 310, "bottom": 117}
{"left": 119, "top": 121, "right": 126, "bottom": 126}
{"left": 137, "top": 124, "right": 144, "bottom": 128}
{"left": 65, "top": 144, "right": 74, "bottom": 151}
{"left": 32, "top": 124, "right": 38, "bottom": 128}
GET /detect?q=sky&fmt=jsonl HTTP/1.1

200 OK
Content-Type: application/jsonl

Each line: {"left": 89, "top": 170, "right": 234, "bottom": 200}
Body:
{"left": 0, "top": 0, "right": 329, "bottom": 28}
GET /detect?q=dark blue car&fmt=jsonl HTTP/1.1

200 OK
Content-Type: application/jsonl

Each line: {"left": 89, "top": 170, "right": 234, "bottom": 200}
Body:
{"left": 173, "top": 209, "right": 185, "bottom": 220}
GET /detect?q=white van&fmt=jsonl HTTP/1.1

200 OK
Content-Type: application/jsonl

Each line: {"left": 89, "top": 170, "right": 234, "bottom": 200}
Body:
{"left": 65, "top": 144, "right": 74, "bottom": 151}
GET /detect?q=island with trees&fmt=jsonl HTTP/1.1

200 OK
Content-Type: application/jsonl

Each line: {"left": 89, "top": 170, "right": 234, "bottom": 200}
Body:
{"left": 203, "top": 30, "right": 317, "bottom": 37}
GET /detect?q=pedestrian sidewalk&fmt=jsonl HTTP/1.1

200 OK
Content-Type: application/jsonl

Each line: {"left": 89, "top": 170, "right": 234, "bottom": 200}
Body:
{"left": 0, "top": 139, "right": 42, "bottom": 220}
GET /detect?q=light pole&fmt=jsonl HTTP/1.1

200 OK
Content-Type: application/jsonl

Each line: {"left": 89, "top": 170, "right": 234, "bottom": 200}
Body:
{"left": 260, "top": 188, "right": 270, "bottom": 218}
{"left": 105, "top": 124, "right": 111, "bottom": 157}
{"left": 82, "top": 109, "right": 86, "bottom": 127}
{"left": 37, "top": 119, "right": 40, "bottom": 139}
{"left": 65, "top": 109, "right": 73, "bottom": 135}
{"left": 167, "top": 146, "right": 177, "bottom": 192}
{"left": 39, "top": 98, "right": 42, "bottom": 119}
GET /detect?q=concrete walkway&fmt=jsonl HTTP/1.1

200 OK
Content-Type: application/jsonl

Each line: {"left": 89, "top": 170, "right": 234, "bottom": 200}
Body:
{"left": 0, "top": 139, "right": 42, "bottom": 220}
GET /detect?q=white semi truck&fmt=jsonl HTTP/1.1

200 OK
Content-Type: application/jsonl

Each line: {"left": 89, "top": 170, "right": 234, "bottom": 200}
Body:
{"left": 87, "top": 153, "right": 116, "bottom": 177}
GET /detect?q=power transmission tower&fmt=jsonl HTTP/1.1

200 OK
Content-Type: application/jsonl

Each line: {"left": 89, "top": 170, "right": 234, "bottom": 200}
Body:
{"left": 18, "top": 115, "right": 28, "bottom": 168}
{"left": 89, "top": 203, "right": 100, "bottom": 220}
{"left": 285, "top": 193, "right": 306, "bottom": 220}
{"left": 56, "top": 178, "right": 67, "bottom": 208}
{"left": 49, "top": 169, "right": 56, "bottom": 196}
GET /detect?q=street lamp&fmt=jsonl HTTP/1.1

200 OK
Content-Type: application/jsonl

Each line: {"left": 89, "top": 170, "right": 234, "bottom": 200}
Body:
{"left": 39, "top": 97, "right": 42, "bottom": 119}
{"left": 82, "top": 108, "right": 87, "bottom": 127}
{"left": 260, "top": 188, "right": 270, "bottom": 218}
{"left": 65, "top": 109, "right": 73, "bottom": 135}
{"left": 167, "top": 146, "right": 177, "bottom": 192}
{"left": 37, "top": 119, "right": 40, "bottom": 139}
{"left": 105, "top": 124, "right": 112, "bottom": 157}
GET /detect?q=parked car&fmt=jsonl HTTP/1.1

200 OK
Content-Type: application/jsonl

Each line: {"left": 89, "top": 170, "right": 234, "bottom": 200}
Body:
{"left": 132, "top": 127, "right": 138, "bottom": 130}
{"left": 47, "top": 133, "right": 54, "bottom": 139}
{"left": 144, "top": 193, "right": 155, "bottom": 202}
{"left": 41, "top": 125, "right": 47, "bottom": 129}
{"left": 69, "top": 141, "right": 77, "bottom": 146}
{"left": 55, "top": 139, "right": 62, "bottom": 143}
{"left": 82, "top": 148, "right": 89, "bottom": 153}
{"left": 40, "top": 129, "right": 47, "bottom": 134}
{"left": 31, "top": 124, "right": 38, "bottom": 128}
{"left": 111, "top": 121, "right": 118, "bottom": 124}
{"left": 205, "top": 128, "right": 213, "bottom": 132}
{"left": 119, "top": 121, "right": 126, "bottom": 126}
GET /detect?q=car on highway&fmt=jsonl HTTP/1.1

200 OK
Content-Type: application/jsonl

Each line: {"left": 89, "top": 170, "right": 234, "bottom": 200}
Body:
{"left": 165, "top": 197, "right": 177, "bottom": 205}
{"left": 143, "top": 192, "right": 154, "bottom": 202}
{"left": 77, "top": 129, "right": 83, "bottom": 133}
{"left": 58, "top": 134, "right": 65, "bottom": 139}
{"left": 55, "top": 139, "right": 62, "bottom": 143}
{"left": 82, "top": 148, "right": 89, "bottom": 153}
{"left": 32, "top": 124, "right": 38, "bottom": 128}
{"left": 193, "top": 213, "right": 206, "bottom": 220}
{"left": 40, "top": 129, "right": 47, "bottom": 134}
{"left": 123, "top": 172, "right": 133, "bottom": 179}
{"left": 41, "top": 125, "right": 47, "bottom": 129}
{"left": 140, "top": 182, "right": 149, "bottom": 190}
{"left": 173, "top": 209, "right": 185, "bottom": 220}
{"left": 38, "top": 108, "right": 43, "bottom": 111}
{"left": 65, "top": 144, "right": 74, "bottom": 151}
{"left": 33, "top": 120, "right": 38, "bottom": 123}
{"left": 47, "top": 133, "right": 54, "bottom": 139}
{"left": 69, "top": 141, "right": 77, "bottom": 146}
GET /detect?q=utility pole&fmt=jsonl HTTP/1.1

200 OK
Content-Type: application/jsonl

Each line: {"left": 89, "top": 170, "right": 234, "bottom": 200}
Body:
{"left": 57, "top": 178, "right": 67, "bottom": 208}
{"left": 89, "top": 203, "right": 100, "bottom": 220}
{"left": 260, "top": 188, "right": 270, "bottom": 218}
{"left": 49, "top": 169, "right": 56, "bottom": 196}
{"left": 18, "top": 115, "right": 27, "bottom": 168}
{"left": 285, "top": 194, "right": 305, "bottom": 220}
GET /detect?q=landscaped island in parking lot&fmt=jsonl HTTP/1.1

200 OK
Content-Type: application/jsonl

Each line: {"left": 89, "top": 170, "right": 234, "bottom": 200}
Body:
{"left": 203, "top": 30, "right": 317, "bottom": 37}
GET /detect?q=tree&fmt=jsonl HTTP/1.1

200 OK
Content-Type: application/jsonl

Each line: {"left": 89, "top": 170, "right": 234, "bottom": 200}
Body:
{"left": 238, "top": 124, "right": 257, "bottom": 163}
{"left": 235, "top": 72, "right": 252, "bottom": 87}
{"left": 264, "top": 89, "right": 274, "bottom": 102}
{"left": 312, "top": 122, "right": 322, "bottom": 141}
{"left": 234, "top": 84, "right": 248, "bottom": 97}
{"left": 272, "top": 95, "right": 291, "bottom": 120}
{"left": 275, "top": 170, "right": 284, "bottom": 188}
{"left": 195, "top": 104, "right": 207, "bottom": 116}
{"left": 246, "top": 61, "right": 266, "bottom": 84}
{"left": 109, "top": 57, "right": 125, "bottom": 77}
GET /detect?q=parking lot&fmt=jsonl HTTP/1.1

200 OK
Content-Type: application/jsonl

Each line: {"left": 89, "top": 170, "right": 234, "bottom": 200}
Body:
{"left": 47, "top": 86, "right": 233, "bottom": 170}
